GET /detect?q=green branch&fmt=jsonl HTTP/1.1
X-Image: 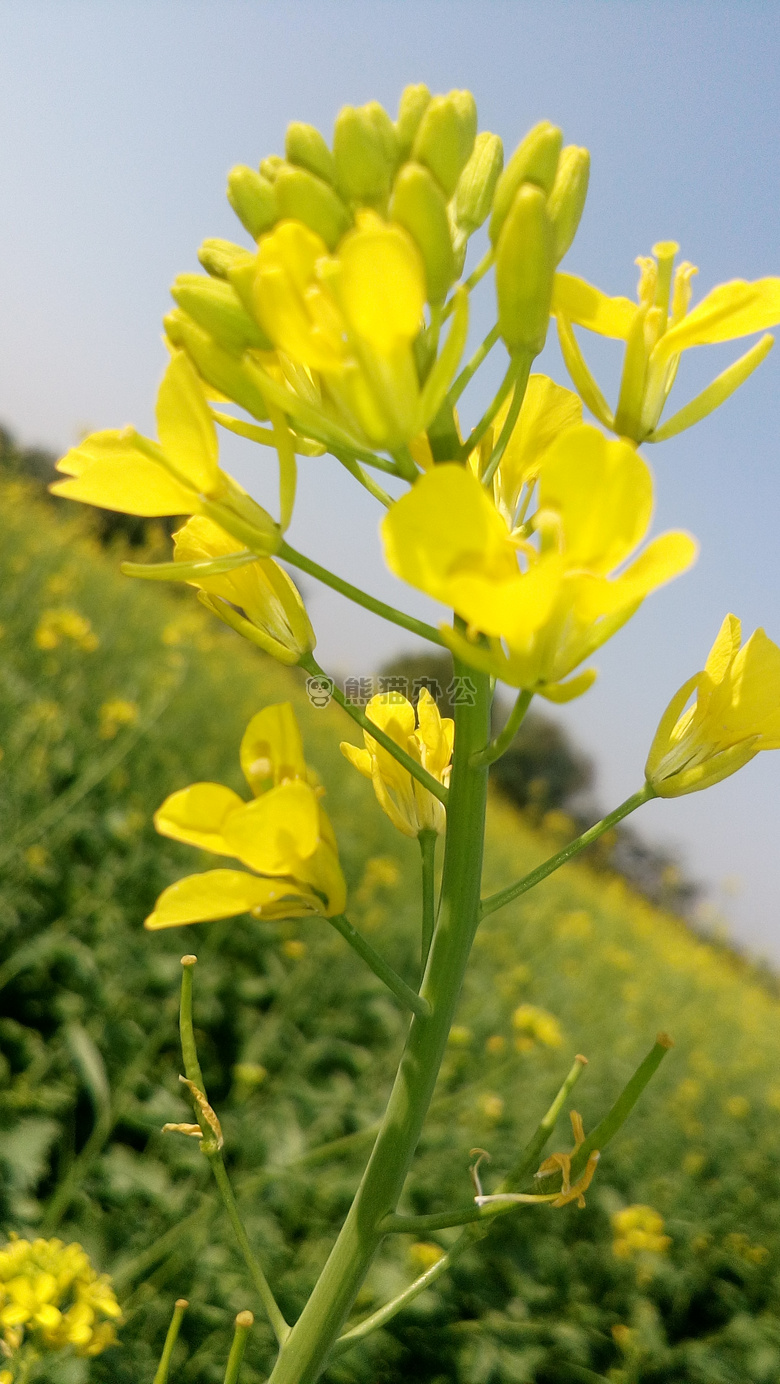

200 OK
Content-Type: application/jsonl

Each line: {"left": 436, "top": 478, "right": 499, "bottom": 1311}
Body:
{"left": 153, "top": 1298, "right": 188, "bottom": 1384}
{"left": 327, "top": 914, "right": 430, "bottom": 1018}
{"left": 480, "top": 351, "right": 533, "bottom": 489}
{"left": 419, "top": 829, "right": 437, "bottom": 972}
{"left": 471, "top": 689, "right": 533, "bottom": 768}
{"left": 281, "top": 541, "right": 445, "bottom": 647}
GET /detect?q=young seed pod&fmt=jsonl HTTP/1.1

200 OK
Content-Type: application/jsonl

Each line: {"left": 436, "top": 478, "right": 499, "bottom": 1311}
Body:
{"left": 547, "top": 146, "right": 590, "bottom": 263}
{"left": 285, "top": 121, "right": 336, "bottom": 185}
{"left": 163, "top": 311, "right": 271, "bottom": 420}
{"left": 273, "top": 163, "right": 351, "bottom": 250}
{"left": 496, "top": 182, "right": 556, "bottom": 356}
{"left": 453, "top": 131, "right": 504, "bottom": 236}
{"left": 170, "top": 275, "right": 270, "bottom": 354}
{"left": 489, "top": 121, "right": 563, "bottom": 245}
{"left": 227, "top": 166, "right": 278, "bottom": 239}
{"left": 197, "top": 238, "right": 252, "bottom": 280}
{"left": 333, "top": 101, "right": 399, "bottom": 204}
{"left": 395, "top": 82, "right": 432, "bottom": 158}
{"left": 390, "top": 162, "right": 456, "bottom": 305}
{"left": 411, "top": 90, "right": 478, "bottom": 198}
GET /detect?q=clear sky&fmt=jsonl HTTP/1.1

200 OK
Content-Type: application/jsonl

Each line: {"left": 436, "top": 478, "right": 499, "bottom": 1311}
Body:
{"left": 3, "top": 1, "right": 780, "bottom": 956}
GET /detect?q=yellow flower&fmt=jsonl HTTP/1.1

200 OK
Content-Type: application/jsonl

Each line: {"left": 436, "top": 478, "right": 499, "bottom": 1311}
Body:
{"left": 0, "top": 1235, "right": 121, "bottom": 1360}
{"left": 51, "top": 352, "right": 279, "bottom": 552}
{"left": 612, "top": 1205, "right": 671, "bottom": 1258}
{"left": 172, "top": 515, "right": 314, "bottom": 664}
{"left": 247, "top": 214, "right": 468, "bottom": 453}
{"left": 34, "top": 607, "right": 98, "bottom": 652}
{"left": 383, "top": 423, "right": 695, "bottom": 697}
{"left": 98, "top": 698, "right": 139, "bottom": 739}
{"left": 511, "top": 1003, "right": 563, "bottom": 1049}
{"left": 468, "top": 373, "right": 582, "bottom": 527}
{"left": 646, "top": 614, "right": 780, "bottom": 797}
{"left": 146, "top": 702, "right": 346, "bottom": 928}
{"left": 340, "top": 688, "right": 453, "bottom": 836}
{"left": 554, "top": 242, "right": 780, "bottom": 442}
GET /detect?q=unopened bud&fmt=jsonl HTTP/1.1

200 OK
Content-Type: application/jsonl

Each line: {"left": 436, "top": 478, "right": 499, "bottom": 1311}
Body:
{"left": 171, "top": 274, "right": 269, "bottom": 354}
{"left": 395, "top": 83, "right": 432, "bottom": 158}
{"left": 259, "top": 155, "right": 285, "bottom": 183}
{"left": 198, "top": 238, "right": 251, "bottom": 280}
{"left": 285, "top": 121, "right": 336, "bottom": 185}
{"left": 496, "top": 183, "right": 555, "bottom": 356}
{"left": 547, "top": 146, "right": 590, "bottom": 262}
{"left": 453, "top": 131, "right": 504, "bottom": 235}
{"left": 227, "top": 166, "right": 277, "bottom": 239}
{"left": 489, "top": 121, "right": 563, "bottom": 245}
{"left": 390, "top": 162, "right": 455, "bottom": 305}
{"left": 163, "top": 311, "right": 271, "bottom": 421}
{"left": 274, "top": 164, "right": 350, "bottom": 250}
{"left": 412, "top": 90, "right": 477, "bottom": 198}
{"left": 333, "top": 101, "right": 399, "bottom": 205}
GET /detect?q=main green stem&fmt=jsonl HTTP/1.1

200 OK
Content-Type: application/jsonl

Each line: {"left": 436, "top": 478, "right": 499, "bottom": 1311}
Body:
{"left": 265, "top": 663, "right": 492, "bottom": 1384}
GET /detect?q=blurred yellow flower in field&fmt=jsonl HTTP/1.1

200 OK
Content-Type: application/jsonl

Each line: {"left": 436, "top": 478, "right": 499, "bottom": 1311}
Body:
{"left": 98, "top": 699, "right": 139, "bottom": 739}
{"left": 512, "top": 1003, "right": 563, "bottom": 1050}
{"left": 646, "top": 614, "right": 780, "bottom": 796}
{"left": 612, "top": 1205, "right": 671, "bottom": 1258}
{"left": 35, "top": 607, "right": 98, "bottom": 652}
{"left": 341, "top": 688, "right": 453, "bottom": 836}
{"left": 0, "top": 1235, "right": 121, "bottom": 1360}
{"left": 146, "top": 701, "right": 346, "bottom": 928}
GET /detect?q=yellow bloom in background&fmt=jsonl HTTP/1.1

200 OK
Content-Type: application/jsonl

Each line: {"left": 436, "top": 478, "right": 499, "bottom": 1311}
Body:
{"left": 146, "top": 702, "right": 346, "bottom": 928}
{"left": 468, "top": 373, "right": 582, "bottom": 527}
{"left": 172, "top": 515, "right": 314, "bottom": 665}
{"left": 340, "top": 688, "right": 453, "bottom": 836}
{"left": 612, "top": 1205, "right": 671, "bottom": 1258}
{"left": 554, "top": 242, "right": 780, "bottom": 442}
{"left": 383, "top": 424, "right": 695, "bottom": 698}
{"left": 0, "top": 1234, "right": 121, "bottom": 1360}
{"left": 51, "top": 352, "right": 279, "bottom": 552}
{"left": 34, "top": 607, "right": 99, "bottom": 653}
{"left": 646, "top": 614, "right": 780, "bottom": 797}
{"left": 248, "top": 214, "right": 468, "bottom": 453}
{"left": 98, "top": 698, "right": 139, "bottom": 740}
{"left": 511, "top": 1003, "right": 563, "bottom": 1051}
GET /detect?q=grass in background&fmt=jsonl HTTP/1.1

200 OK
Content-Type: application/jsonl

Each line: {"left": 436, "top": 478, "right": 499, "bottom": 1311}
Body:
{"left": 2, "top": 479, "right": 780, "bottom": 1383}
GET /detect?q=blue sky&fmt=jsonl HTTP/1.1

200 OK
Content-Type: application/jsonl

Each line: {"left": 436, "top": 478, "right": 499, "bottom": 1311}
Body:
{"left": 3, "top": 1, "right": 780, "bottom": 955}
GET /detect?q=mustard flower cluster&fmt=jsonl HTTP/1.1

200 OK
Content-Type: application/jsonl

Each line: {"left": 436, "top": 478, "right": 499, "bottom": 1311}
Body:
{"left": 612, "top": 1205, "right": 672, "bottom": 1259}
{"left": 0, "top": 1235, "right": 121, "bottom": 1366}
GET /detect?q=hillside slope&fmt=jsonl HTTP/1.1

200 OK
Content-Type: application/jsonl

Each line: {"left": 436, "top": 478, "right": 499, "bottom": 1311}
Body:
{"left": 2, "top": 481, "right": 780, "bottom": 1383}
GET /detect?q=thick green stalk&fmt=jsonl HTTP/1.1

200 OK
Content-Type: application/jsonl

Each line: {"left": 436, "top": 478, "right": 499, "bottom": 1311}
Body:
{"left": 419, "top": 829, "right": 437, "bottom": 971}
{"left": 265, "top": 664, "right": 492, "bottom": 1384}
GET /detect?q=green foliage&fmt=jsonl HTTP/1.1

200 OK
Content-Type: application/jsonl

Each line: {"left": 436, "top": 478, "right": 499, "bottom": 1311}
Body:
{"left": 3, "top": 481, "right": 780, "bottom": 1382}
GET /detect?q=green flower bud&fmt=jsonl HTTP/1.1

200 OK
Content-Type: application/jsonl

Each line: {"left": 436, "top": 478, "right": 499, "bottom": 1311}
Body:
{"left": 171, "top": 274, "right": 270, "bottom": 354}
{"left": 333, "top": 101, "right": 399, "bottom": 205}
{"left": 390, "top": 162, "right": 456, "bottom": 306}
{"left": 259, "top": 155, "right": 285, "bottom": 183}
{"left": 496, "top": 183, "right": 555, "bottom": 356}
{"left": 285, "top": 121, "right": 336, "bottom": 185}
{"left": 489, "top": 121, "right": 563, "bottom": 245}
{"left": 547, "top": 145, "right": 590, "bottom": 263}
{"left": 412, "top": 90, "right": 477, "bottom": 198}
{"left": 227, "top": 166, "right": 277, "bottom": 239}
{"left": 453, "top": 131, "right": 504, "bottom": 235}
{"left": 395, "top": 83, "right": 432, "bottom": 159}
{"left": 198, "top": 238, "right": 251, "bottom": 280}
{"left": 274, "top": 164, "right": 351, "bottom": 250}
{"left": 163, "top": 311, "right": 270, "bottom": 421}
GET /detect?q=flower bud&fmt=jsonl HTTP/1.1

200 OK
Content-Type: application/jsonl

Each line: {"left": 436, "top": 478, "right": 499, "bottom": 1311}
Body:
{"left": 170, "top": 274, "right": 270, "bottom": 354}
{"left": 274, "top": 163, "right": 351, "bottom": 250}
{"left": 163, "top": 311, "right": 270, "bottom": 421}
{"left": 395, "top": 83, "right": 432, "bottom": 158}
{"left": 390, "top": 162, "right": 456, "bottom": 305}
{"left": 226, "top": 165, "right": 277, "bottom": 239}
{"left": 411, "top": 90, "right": 477, "bottom": 198}
{"left": 489, "top": 120, "right": 563, "bottom": 245}
{"left": 285, "top": 120, "right": 336, "bottom": 185}
{"left": 453, "top": 131, "right": 504, "bottom": 236}
{"left": 547, "top": 146, "right": 590, "bottom": 262}
{"left": 333, "top": 101, "right": 399, "bottom": 205}
{"left": 496, "top": 183, "right": 555, "bottom": 356}
{"left": 260, "top": 154, "right": 285, "bottom": 182}
{"left": 198, "top": 238, "right": 252, "bottom": 280}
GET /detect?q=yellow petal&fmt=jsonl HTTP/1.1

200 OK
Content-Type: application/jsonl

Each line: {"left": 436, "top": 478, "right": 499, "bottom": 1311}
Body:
{"left": 703, "top": 613, "right": 741, "bottom": 685}
{"left": 537, "top": 668, "right": 597, "bottom": 702}
{"left": 553, "top": 272, "right": 638, "bottom": 339}
{"left": 338, "top": 219, "right": 425, "bottom": 354}
{"left": 240, "top": 702, "right": 308, "bottom": 795}
{"left": 52, "top": 431, "right": 197, "bottom": 516}
{"left": 221, "top": 779, "right": 320, "bottom": 873}
{"left": 613, "top": 530, "right": 698, "bottom": 602}
{"left": 144, "top": 869, "right": 321, "bottom": 928}
{"left": 154, "top": 782, "right": 246, "bottom": 854}
{"left": 340, "top": 741, "right": 373, "bottom": 780}
{"left": 730, "top": 628, "right": 780, "bottom": 740}
{"left": 655, "top": 277, "right": 780, "bottom": 361}
{"left": 173, "top": 514, "right": 239, "bottom": 562}
{"left": 493, "top": 373, "right": 582, "bottom": 516}
{"left": 155, "top": 352, "right": 221, "bottom": 494}
{"left": 539, "top": 425, "right": 653, "bottom": 575}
